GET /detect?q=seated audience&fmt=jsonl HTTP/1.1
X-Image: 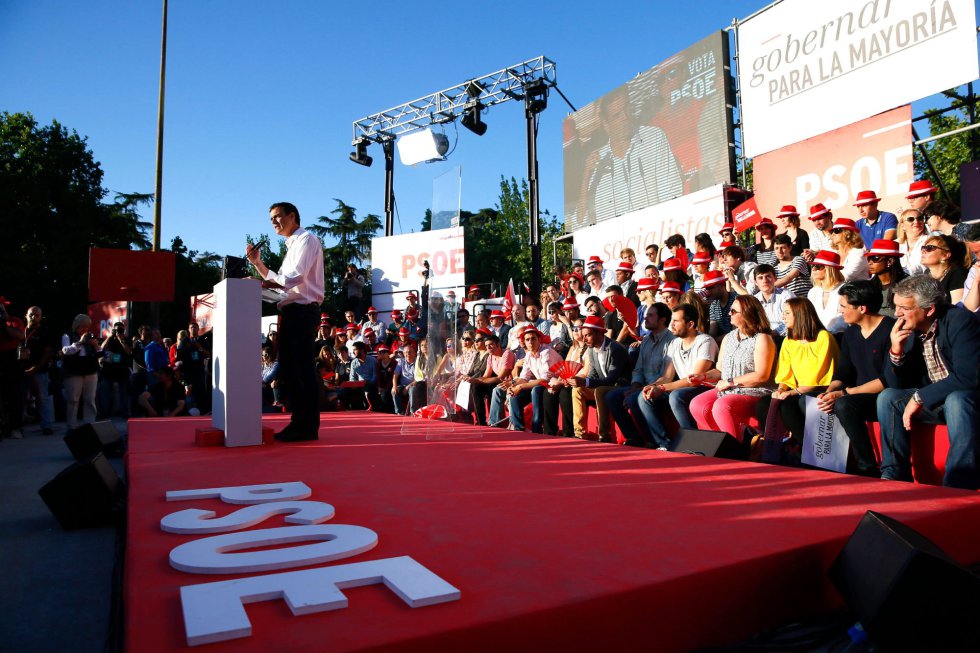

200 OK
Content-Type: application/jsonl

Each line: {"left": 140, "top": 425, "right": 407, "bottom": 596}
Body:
{"left": 689, "top": 294, "right": 777, "bottom": 441}
{"left": 897, "top": 208, "right": 928, "bottom": 275}
{"left": 921, "top": 233, "right": 968, "bottom": 304}
{"left": 923, "top": 199, "right": 970, "bottom": 240}
{"left": 633, "top": 303, "right": 719, "bottom": 446}
{"left": 775, "top": 205, "right": 809, "bottom": 256}
{"left": 138, "top": 367, "right": 185, "bottom": 417}
{"left": 773, "top": 234, "right": 812, "bottom": 297}
{"left": 865, "top": 239, "right": 908, "bottom": 318}
{"left": 815, "top": 280, "right": 894, "bottom": 477}
{"left": 477, "top": 333, "right": 516, "bottom": 427}
{"left": 505, "top": 326, "right": 562, "bottom": 434}
{"left": 830, "top": 217, "right": 868, "bottom": 281}
{"left": 741, "top": 264, "right": 794, "bottom": 337}
{"left": 748, "top": 218, "right": 778, "bottom": 266}
{"left": 805, "top": 250, "right": 847, "bottom": 334}
{"left": 879, "top": 274, "right": 980, "bottom": 490}
{"left": 566, "top": 315, "right": 630, "bottom": 442}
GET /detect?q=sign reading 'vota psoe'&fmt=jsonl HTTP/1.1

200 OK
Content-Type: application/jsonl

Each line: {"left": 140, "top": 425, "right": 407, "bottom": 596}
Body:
{"left": 161, "top": 482, "right": 461, "bottom": 647}
{"left": 738, "top": 0, "right": 979, "bottom": 158}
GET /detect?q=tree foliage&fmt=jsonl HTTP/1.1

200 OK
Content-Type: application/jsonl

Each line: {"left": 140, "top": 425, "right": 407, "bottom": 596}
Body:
{"left": 462, "top": 176, "right": 570, "bottom": 294}
{"left": 308, "top": 199, "right": 383, "bottom": 314}
{"left": 1, "top": 112, "right": 150, "bottom": 329}
{"left": 913, "top": 89, "right": 976, "bottom": 206}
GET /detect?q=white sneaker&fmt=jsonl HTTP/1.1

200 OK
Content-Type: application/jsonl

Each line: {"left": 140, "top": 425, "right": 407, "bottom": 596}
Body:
{"left": 10, "top": 429, "right": 24, "bottom": 439}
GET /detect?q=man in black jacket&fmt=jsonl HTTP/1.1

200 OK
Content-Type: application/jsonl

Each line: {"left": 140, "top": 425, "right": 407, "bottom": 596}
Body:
{"left": 878, "top": 275, "right": 980, "bottom": 489}
{"left": 567, "top": 315, "right": 630, "bottom": 443}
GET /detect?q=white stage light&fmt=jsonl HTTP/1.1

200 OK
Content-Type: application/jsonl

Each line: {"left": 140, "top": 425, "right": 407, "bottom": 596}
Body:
{"left": 397, "top": 129, "right": 449, "bottom": 165}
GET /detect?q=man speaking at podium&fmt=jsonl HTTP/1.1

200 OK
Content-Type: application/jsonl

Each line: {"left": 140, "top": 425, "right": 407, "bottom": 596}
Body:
{"left": 246, "top": 202, "right": 325, "bottom": 441}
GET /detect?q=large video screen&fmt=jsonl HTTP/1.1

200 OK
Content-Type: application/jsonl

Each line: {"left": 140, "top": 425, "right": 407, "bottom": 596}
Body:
{"left": 563, "top": 31, "right": 735, "bottom": 231}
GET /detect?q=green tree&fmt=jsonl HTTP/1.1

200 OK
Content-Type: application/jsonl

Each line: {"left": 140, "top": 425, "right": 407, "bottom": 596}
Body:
{"left": 1, "top": 112, "right": 149, "bottom": 328}
{"left": 914, "top": 89, "right": 975, "bottom": 206}
{"left": 462, "top": 176, "right": 569, "bottom": 295}
{"left": 308, "top": 199, "right": 382, "bottom": 313}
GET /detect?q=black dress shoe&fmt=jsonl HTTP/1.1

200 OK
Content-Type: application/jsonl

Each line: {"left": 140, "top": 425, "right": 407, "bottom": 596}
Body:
{"left": 275, "top": 429, "right": 318, "bottom": 442}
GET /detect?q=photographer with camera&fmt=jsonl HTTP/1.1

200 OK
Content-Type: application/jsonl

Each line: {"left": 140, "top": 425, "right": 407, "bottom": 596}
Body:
{"left": 98, "top": 321, "right": 132, "bottom": 419}
{"left": 61, "top": 314, "right": 101, "bottom": 432}
{"left": 342, "top": 263, "right": 366, "bottom": 316}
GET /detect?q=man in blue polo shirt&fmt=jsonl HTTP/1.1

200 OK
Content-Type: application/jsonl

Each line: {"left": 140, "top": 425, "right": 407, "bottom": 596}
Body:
{"left": 854, "top": 190, "right": 897, "bottom": 248}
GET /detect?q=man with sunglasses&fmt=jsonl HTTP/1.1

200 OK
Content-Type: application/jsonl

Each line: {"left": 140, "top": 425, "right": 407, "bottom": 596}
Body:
{"left": 540, "top": 301, "right": 571, "bottom": 356}
{"left": 878, "top": 274, "right": 980, "bottom": 490}
{"left": 504, "top": 326, "right": 563, "bottom": 433}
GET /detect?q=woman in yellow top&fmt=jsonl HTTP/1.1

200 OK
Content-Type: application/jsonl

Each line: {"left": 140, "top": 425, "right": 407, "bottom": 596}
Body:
{"left": 771, "top": 296, "right": 840, "bottom": 443}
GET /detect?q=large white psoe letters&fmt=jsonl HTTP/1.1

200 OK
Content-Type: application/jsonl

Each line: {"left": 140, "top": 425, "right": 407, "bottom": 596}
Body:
{"left": 161, "top": 482, "right": 461, "bottom": 647}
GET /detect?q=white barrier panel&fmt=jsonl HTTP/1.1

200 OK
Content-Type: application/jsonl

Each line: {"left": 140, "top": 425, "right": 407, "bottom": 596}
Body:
{"left": 738, "top": 0, "right": 979, "bottom": 158}
{"left": 211, "top": 278, "right": 262, "bottom": 447}
{"left": 571, "top": 184, "right": 727, "bottom": 265}
{"left": 371, "top": 226, "right": 465, "bottom": 313}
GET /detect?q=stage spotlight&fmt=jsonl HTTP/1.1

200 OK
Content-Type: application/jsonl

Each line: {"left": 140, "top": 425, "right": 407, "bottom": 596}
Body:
{"left": 349, "top": 138, "right": 373, "bottom": 167}
{"left": 524, "top": 79, "right": 549, "bottom": 114}
{"left": 397, "top": 128, "right": 450, "bottom": 165}
{"left": 461, "top": 102, "right": 487, "bottom": 136}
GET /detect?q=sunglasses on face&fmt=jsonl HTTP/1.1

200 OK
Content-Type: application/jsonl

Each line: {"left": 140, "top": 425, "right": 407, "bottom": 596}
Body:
{"left": 475, "top": 338, "right": 485, "bottom": 343}
{"left": 811, "top": 264, "right": 825, "bottom": 271}
{"left": 866, "top": 256, "right": 891, "bottom": 264}
{"left": 831, "top": 228, "right": 845, "bottom": 234}
{"left": 571, "top": 327, "right": 581, "bottom": 332}
{"left": 462, "top": 337, "right": 473, "bottom": 342}
{"left": 921, "top": 244, "right": 948, "bottom": 253}
{"left": 729, "top": 309, "right": 741, "bottom": 315}
{"left": 905, "top": 216, "right": 925, "bottom": 223}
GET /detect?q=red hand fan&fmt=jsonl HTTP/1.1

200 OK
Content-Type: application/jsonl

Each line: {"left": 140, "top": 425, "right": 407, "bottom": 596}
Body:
{"left": 548, "top": 360, "right": 583, "bottom": 380}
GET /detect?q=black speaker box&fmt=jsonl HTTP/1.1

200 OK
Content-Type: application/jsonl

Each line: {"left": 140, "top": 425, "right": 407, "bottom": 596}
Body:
{"left": 669, "top": 428, "right": 745, "bottom": 459}
{"left": 829, "top": 510, "right": 980, "bottom": 652}
{"left": 38, "top": 453, "right": 124, "bottom": 529}
{"left": 64, "top": 421, "right": 123, "bottom": 460}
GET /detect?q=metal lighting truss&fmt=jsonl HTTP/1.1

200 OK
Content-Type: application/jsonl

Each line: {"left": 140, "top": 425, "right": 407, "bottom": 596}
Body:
{"left": 350, "top": 56, "right": 557, "bottom": 143}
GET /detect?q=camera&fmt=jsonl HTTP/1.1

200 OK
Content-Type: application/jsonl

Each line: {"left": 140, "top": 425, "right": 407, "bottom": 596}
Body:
{"left": 421, "top": 260, "right": 431, "bottom": 279}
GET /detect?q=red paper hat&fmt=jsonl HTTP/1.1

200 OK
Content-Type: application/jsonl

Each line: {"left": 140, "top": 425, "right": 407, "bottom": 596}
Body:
{"left": 660, "top": 281, "right": 682, "bottom": 295}
{"left": 406, "top": 307, "right": 420, "bottom": 319}
{"left": 808, "top": 203, "right": 832, "bottom": 220}
{"left": 580, "top": 315, "right": 606, "bottom": 331}
{"left": 367, "top": 306, "right": 378, "bottom": 314}
{"left": 831, "top": 217, "right": 859, "bottom": 233}
{"left": 561, "top": 298, "right": 580, "bottom": 311}
{"left": 702, "top": 270, "right": 727, "bottom": 287}
{"left": 519, "top": 325, "right": 544, "bottom": 340}
{"left": 719, "top": 222, "right": 735, "bottom": 234}
{"left": 569, "top": 272, "right": 585, "bottom": 285}
{"left": 662, "top": 258, "right": 682, "bottom": 272}
{"left": 690, "top": 252, "right": 712, "bottom": 265}
{"left": 811, "top": 250, "right": 843, "bottom": 268}
{"left": 490, "top": 310, "right": 506, "bottom": 319}
{"left": 755, "top": 217, "right": 776, "bottom": 230}
{"left": 345, "top": 323, "right": 359, "bottom": 332}
{"left": 907, "top": 180, "right": 938, "bottom": 199}
{"left": 865, "top": 239, "right": 903, "bottom": 258}
{"left": 587, "top": 255, "right": 603, "bottom": 265}
{"left": 636, "top": 278, "right": 658, "bottom": 292}
{"left": 468, "top": 285, "right": 479, "bottom": 293}
{"left": 376, "top": 345, "right": 390, "bottom": 353}
{"left": 852, "top": 190, "right": 882, "bottom": 206}
{"left": 476, "top": 327, "right": 493, "bottom": 336}
{"left": 390, "top": 309, "right": 403, "bottom": 317}
{"left": 775, "top": 205, "right": 799, "bottom": 218}
{"left": 398, "top": 326, "right": 411, "bottom": 335}
{"left": 615, "top": 261, "right": 634, "bottom": 274}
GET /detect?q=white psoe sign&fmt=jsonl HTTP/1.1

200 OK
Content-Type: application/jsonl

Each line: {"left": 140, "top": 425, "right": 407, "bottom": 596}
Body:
{"left": 161, "top": 482, "right": 461, "bottom": 646}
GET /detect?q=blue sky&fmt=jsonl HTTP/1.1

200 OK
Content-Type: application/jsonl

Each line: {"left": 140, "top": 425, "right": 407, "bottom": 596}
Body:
{"left": 1, "top": 1, "right": 974, "bottom": 259}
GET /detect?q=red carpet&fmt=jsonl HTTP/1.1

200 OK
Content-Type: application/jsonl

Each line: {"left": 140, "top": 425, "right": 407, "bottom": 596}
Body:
{"left": 125, "top": 413, "right": 980, "bottom": 651}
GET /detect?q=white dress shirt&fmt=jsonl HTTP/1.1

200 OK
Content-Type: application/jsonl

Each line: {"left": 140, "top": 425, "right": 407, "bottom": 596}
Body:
{"left": 263, "top": 227, "right": 325, "bottom": 308}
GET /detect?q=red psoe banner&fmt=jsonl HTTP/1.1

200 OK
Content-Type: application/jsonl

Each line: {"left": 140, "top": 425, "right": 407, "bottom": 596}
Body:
{"left": 732, "top": 196, "right": 762, "bottom": 233}
{"left": 87, "top": 301, "right": 128, "bottom": 338}
{"left": 752, "top": 105, "right": 913, "bottom": 227}
{"left": 190, "top": 293, "right": 215, "bottom": 334}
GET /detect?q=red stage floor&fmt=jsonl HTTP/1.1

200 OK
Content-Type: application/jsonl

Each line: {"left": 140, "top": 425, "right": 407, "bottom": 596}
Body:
{"left": 125, "top": 413, "right": 980, "bottom": 652}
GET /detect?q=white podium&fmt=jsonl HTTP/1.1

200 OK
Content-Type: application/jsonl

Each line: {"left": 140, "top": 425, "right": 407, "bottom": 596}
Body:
{"left": 211, "top": 278, "right": 263, "bottom": 447}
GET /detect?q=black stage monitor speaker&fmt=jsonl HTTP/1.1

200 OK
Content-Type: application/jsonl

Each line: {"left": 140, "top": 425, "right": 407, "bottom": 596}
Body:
{"left": 38, "top": 453, "right": 124, "bottom": 529}
{"left": 222, "top": 255, "right": 249, "bottom": 280}
{"left": 829, "top": 510, "right": 980, "bottom": 652}
{"left": 670, "top": 428, "right": 745, "bottom": 459}
{"left": 64, "top": 421, "right": 123, "bottom": 460}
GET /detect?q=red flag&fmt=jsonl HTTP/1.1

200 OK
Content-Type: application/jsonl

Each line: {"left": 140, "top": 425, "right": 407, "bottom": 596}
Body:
{"left": 502, "top": 278, "right": 517, "bottom": 312}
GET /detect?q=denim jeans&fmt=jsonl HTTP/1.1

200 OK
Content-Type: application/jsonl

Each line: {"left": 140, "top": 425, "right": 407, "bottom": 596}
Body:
{"left": 605, "top": 386, "right": 643, "bottom": 442}
{"left": 635, "top": 393, "right": 672, "bottom": 448}
{"left": 25, "top": 371, "right": 55, "bottom": 429}
{"left": 668, "top": 386, "right": 711, "bottom": 430}
{"left": 878, "top": 387, "right": 980, "bottom": 490}
{"left": 489, "top": 385, "right": 509, "bottom": 427}
{"left": 508, "top": 385, "right": 547, "bottom": 433}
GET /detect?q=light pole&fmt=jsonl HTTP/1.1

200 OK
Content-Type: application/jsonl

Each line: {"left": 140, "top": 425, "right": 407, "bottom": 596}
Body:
{"left": 152, "top": 0, "right": 168, "bottom": 252}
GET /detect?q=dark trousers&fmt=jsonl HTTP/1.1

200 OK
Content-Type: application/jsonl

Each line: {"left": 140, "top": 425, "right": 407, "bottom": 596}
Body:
{"left": 834, "top": 393, "right": 881, "bottom": 474}
{"left": 278, "top": 303, "right": 321, "bottom": 431}
{"left": 470, "top": 381, "right": 498, "bottom": 426}
{"left": 555, "top": 386, "right": 574, "bottom": 437}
